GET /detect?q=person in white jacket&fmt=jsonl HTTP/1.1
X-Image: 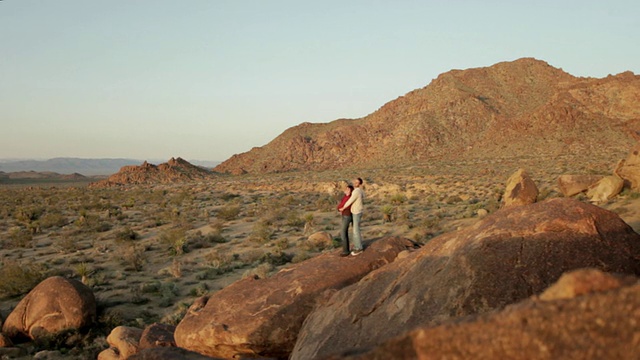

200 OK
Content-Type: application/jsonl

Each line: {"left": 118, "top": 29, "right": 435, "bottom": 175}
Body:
{"left": 339, "top": 177, "right": 365, "bottom": 256}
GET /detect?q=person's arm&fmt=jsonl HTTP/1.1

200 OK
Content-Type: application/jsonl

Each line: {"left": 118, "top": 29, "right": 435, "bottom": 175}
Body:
{"left": 340, "top": 189, "right": 360, "bottom": 210}
{"left": 337, "top": 196, "right": 348, "bottom": 211}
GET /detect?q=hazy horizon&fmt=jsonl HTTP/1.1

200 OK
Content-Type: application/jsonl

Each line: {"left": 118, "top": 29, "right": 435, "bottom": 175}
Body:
{"left": 2, "top": 1, "right": 639, "bottom": 161}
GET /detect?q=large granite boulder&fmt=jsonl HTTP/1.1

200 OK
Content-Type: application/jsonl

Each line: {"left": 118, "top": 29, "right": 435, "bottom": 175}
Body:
{"left": 557, "top": 174, "right": 603, "bottom": 197}
{"left": 291, "top": 198, "right": 640, "bottom": 359}
{"left": 175, "top": 236, "right": 419, "bottom": 359}
{"left": 139, "top": 323, "right": 176, "bottom": 350}
{"left": 128, "top": 347, "right": 221, "bottom": 360}
{"left": 501, "top": 168, "right": 538, "bottom": 208}
{"left": 333, "top": 269, "right": 640, "bottom": 359}
{"left": 2, "top": 276, "right": 96, "bottom": 341}
{"left": 105, "top": 326, "right": 143, "bottom": 359}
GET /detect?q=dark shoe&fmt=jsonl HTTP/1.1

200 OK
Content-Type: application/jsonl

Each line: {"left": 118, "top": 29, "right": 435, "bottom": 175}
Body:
{"left": 350, "top": 250, "right": 363, "bottom": 256}
{"left": 339, "top": 252, "right": 350, "bottom": 257}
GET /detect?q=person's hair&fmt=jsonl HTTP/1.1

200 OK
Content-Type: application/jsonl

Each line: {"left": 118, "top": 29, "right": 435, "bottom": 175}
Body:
{"left": 347, "top": 185, "right": 354, "bottom": 191}
{"left": 356, "top": 177, "right": 363, "bottom": 185}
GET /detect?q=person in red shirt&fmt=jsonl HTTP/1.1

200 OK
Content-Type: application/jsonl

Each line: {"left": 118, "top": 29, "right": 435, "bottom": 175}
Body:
{"left": 337, "top": 185, "right": 354, "bottom": 257}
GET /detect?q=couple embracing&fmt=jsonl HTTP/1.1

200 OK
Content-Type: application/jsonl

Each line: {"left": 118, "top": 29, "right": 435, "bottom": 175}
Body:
{"left": 337, "top": 177, "right": 365, "bottom": 257}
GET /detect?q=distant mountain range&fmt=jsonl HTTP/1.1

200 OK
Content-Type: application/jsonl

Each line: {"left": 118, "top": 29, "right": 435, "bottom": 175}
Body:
{"left": 0, "top": 158, "right": 220, "bottom": 176}
{"left": 214, "top": 58, "right": 640, "bottom": 174}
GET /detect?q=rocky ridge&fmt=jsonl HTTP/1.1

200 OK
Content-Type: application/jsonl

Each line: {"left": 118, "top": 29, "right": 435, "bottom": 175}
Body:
{"left": 214, "top": 58, "right": 640, "bottom": 174}
{"left": 90, "top": 157, "right": 214, "bottom": 187}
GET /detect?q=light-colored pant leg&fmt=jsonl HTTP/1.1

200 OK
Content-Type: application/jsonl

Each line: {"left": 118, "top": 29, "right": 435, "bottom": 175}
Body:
{"left": 352, "top": 212, "right": 363, "bottom": 251}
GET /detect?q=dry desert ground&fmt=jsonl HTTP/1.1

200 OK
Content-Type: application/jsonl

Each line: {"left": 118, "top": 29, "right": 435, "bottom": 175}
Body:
{"left": 1, "top": 153, "right": 639, "bottom": 357}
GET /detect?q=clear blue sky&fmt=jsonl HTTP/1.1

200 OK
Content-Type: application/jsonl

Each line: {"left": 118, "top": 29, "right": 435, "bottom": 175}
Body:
{"left": 1, "top": 1, "right": 638, "bottom": 161}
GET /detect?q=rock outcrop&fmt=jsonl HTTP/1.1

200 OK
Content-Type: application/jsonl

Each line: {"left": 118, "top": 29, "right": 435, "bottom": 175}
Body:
{"left": 501, "top": 168, "right": 538, "bottom": 207}
{"left": 557, "top": 174, "right": 603, "bottom": 197}
{"left": 332, "top": 269, "right": 640, "bottom": 360}
{"left": 104, "top": 326, "right": 143, "bottom": 359}
{"left": 615, "top": 143, "right": 640, "bottom": 189}
{"left": 175, "top": 237, "right": 419, "bottom": 359}
{"left": 290, "top": 198, "right": 640, "bottom": 359}
{"left": 139, "top": 323, "right": 176, "bottom": 350}
{"left": 2, "top": 276, "right": 96, "bottom": 342}
{"left": 215, "top": 59, "right": 640, "bottom": 174}
{"left": 586, "top": 175, "right": 624, "bottom": 202}
{"left": 90, "top": 157, "right": 214, "bottom": 187}
{"left": 128, "top": 347, "right": 221, "bottom": 360}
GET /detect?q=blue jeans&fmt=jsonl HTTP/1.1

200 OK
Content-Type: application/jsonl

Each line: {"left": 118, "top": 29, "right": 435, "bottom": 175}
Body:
{"left": 340, "top": 215, "right": 352, "bottom": 254}
{"left": 352, "top": 212, "right": 363, "bottom": 251}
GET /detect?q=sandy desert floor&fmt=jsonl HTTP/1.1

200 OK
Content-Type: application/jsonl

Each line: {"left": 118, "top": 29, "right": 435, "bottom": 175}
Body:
{"left": 1, "top": 152, "right": 639, "bottom": 356}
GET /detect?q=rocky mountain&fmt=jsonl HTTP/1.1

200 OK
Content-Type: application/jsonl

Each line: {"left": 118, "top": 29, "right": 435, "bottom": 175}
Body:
{"left": 89, "top": 157, "right": 214, "bottom": 187}
{"left": 215, "top": 58, "right": 640, "bottom": 174}
{"left": 0, "top": 158, "right": 142, "bottom": 176}
{"left": 0, "top": 158, "right": 220, "bottom": 176}
{"left": 0, "top": 171, "right": 89, "bottom": 183}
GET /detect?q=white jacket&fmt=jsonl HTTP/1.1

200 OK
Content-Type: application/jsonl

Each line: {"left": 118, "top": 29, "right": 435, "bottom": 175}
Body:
{"left": 343, "top": 187, "right": 364, "bottom": 214}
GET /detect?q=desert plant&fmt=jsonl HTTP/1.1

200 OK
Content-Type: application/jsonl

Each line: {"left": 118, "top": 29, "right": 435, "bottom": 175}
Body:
{"left": 74, "top": 262, "right": 92, "bottom": 284}
{"left": 242, "top": 263, "right": 274, "bottom": 280}
{"left": 389, "top": 193, "right": 407, "bottom": 205}
{"left": 161, "top": 302, "right": 191, "bottom": 326}
{"left": 160, "top": 227, "right": 188, "bottom": 256}
{"left": 170, "top": 259, "right": 182, "bottom": 278}
{"left": 274, "top": 238, "right": 290, "bottom": 250}
{"left": 14, "top": 206, "right": 44, "bottom": 224}
{"left": 220, "top": 192, "right": 240, "bottom": 202}
{"left": 0, "top": 260, "right": 47, "bottom": 298}
{"left": 114, "top": 226, "right": 140, "bottom": 243}
{"left": 38, "top": 211, "right": 68, "bottom": 229}
{"left": 189, "top": 283, "right": 209, "bottom": 297}
{"left": 380, "top": 204, "right": 395, "bottom": 223}
{"left": 291, "top": 251, "right": 311, "bottom": 264}
{"left": 285, "top": 211, "right": 306, "bottom": 228}
{"left": 6, "top": 226, "right": 33, "bottom": 248}
{"left": 249, "top": 221, "right": 274, "bottom": 244}
{"left": 263, "top": 249, "right": 292, "bottom": 266}
{"left": 217, "top": 204, "right": 241, "bottom": 221}
{"left": 240, "top": 249, "right": 266, "bottom": 266}
{"left": 121, "top": 245, "right": 146, "bottom": 271}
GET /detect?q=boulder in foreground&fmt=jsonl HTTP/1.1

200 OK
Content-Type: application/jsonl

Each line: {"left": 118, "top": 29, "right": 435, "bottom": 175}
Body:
{"left": 334, "top": 269, "right": 640, "bottom": 359}
{"left": 291, "top": 198, "right": 640, "bottom": 359}
{"left": 175, "top": 236, "right": 419, "bottom": 359}
{"left": 2, "top": 276, "right": 96, "bottom": 342}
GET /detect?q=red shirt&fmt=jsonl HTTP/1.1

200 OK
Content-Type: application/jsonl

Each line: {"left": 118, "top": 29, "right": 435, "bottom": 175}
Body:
{"left": 338, "top": 194, "right": 352, "bottom": 216}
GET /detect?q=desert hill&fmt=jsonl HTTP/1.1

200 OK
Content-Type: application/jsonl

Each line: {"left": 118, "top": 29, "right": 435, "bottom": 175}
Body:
{"left": 215, "top": 58, "right": 640, "bottom": 174}
{"left": 0, "top": 171, "right": 89, "bottom": 185}
{"left": 89, "top": 157, "right": 214, "bottom": 187}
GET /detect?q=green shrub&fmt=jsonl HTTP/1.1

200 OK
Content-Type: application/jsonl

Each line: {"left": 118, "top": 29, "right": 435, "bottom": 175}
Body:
{"left": 14, "top": 206, "right": 44, "bottom": 223}
{"left": 121, "top": 245, "right": 146, "bottom": 271}
{"left": 249, "top": 221, "right": 274, "bottom": 244}
{"left": 389, "top": 193, "right": 407, "bottom": 205}
{"left": 0, "top": 260, "right": 47, "bottom": 298}
{"left": 242, "top": 263, "right": 274, "bottom": 280}
{"left": 217, "top": 205, "right": 241, "bottom": 221}
{"left": 291, "top": 251, "right": 311, "bottom": 264}
{"left": 380, "top": 205, "right": 395, "bottom": 223}
{"left": 38, "top": 211, "right": 68, "bottom": 229}
{"left": 160, "top": 228, "right": 188, "bottom": 256}
{"left": 7, "top": 227, "right": 33, "bottom": 248}
{"left": 220, "top": 193, "right": 240, "bottom": 202}
{"left": 285, "top": 211, "right": 306, "bottom": 228}
{"left": 115, "top": 226, "right": 140, "bottom": 243}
